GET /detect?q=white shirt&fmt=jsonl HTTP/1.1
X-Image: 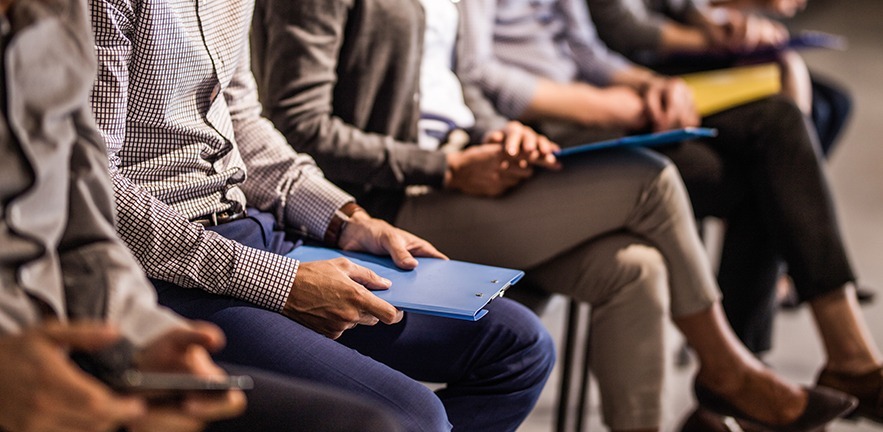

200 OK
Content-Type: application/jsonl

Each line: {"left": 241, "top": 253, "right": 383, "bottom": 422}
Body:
{"left": 417, "top": 0, "right": 476, "bottom": 150}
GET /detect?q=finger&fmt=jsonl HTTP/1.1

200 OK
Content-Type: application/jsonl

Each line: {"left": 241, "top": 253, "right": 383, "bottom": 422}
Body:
{"left": 131, "top": 407, "right": 205, "bottom": 432}
{"left": 643, "top": 89, "right": 665, "bottom": 131}
{"left": 519, "top": 126, "right": 538, "bottom": 155}
{"left": 485, "top": 130, "right": 504, "bottom": 144}
{"left": 380, "top": 232, "right": 420, "bottom": 269}
{"left": 405, "top": 238, "right": 449, "bottom": 260}
{"left": 40, "top": 322, "right": 121, "bottom": 352}
{"left": 345, "top": 263, "right": 393, "bottom": 290}
{"left": 357, "top": 315, "right": 381, "bottom": 326}
{"left": 502, "top": 125, "right": 522, "bottom": 157}
{"left": 357, "top": 292, "right": 401, "bottom": 325}
{"left": 502, "top": 164, "right": 533, "bottom": 180}
{"left": 157, "top": 325, "right": 224, "bottom": 354}
{"left": 183, "top": 390, "right": 247, "bottom": 421}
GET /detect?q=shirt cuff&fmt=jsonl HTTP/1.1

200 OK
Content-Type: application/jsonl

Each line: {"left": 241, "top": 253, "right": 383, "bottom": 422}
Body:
{"left": 230, "top": 246, "right": 299, "bottom": 312}
{"left": 284, "top": 175, "right": 354, "bottom": 240}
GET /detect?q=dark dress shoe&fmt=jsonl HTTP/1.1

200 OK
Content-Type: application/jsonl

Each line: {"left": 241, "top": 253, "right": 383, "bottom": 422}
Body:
{"left": 817, "top": 366, "right": 883, "bottom": 423}
{"left": 694, "top": 382, "right": 857, "bottom": 432}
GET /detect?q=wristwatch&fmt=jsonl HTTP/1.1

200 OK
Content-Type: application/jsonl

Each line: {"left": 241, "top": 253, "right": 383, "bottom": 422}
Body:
{"left": 324, "top": 202, "right": 365, "bottom": 246}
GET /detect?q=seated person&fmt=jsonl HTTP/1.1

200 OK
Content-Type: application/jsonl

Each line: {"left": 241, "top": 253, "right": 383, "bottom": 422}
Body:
{"left": 87, "top": 0, "right": 556, "bottom": 431}
{"left": 0, "top": 1, "right": 399, "bottom": 431}
{"left": 250, "top": 0, "right": 857, "bottom": 430}
{"left": 585, "top": 0, "right": 852, "bottom": 156}
{"left": 456, "top": 0, "right": 883, "bottom": 425}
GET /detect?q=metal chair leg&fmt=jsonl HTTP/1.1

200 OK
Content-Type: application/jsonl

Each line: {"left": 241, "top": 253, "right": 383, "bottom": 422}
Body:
{"left": 555, "top": 300, "right": 582, "bottom": 432}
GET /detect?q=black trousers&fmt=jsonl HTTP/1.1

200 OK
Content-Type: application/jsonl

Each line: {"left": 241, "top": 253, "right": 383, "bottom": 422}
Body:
{"left": 657, "top": 94, "right": 856, "bottom": 353}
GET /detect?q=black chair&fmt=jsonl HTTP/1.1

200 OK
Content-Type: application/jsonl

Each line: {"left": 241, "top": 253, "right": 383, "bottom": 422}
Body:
{"left": 505, "top": 283, "right": 594, "bottom": 432}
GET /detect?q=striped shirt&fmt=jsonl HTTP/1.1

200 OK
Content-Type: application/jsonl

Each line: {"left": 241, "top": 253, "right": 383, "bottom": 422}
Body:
{"left": 456, "top": 0, "right": 632, "bottom": 118}
{"left": 89, "top": 0, "right": 353, "bottom": 312}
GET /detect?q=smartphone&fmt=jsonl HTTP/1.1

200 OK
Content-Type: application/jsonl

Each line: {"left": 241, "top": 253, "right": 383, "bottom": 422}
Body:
{"left": 70, "top": 341, "right": 253, "bottom": 398}
{"left": 117, "top": 370, "right": 254, "bottom": 393}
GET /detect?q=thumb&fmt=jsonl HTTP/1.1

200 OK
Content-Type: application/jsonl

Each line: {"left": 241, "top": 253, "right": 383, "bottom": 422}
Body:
{"left": 159, "top": 322, "right": 226, "bottom": 353}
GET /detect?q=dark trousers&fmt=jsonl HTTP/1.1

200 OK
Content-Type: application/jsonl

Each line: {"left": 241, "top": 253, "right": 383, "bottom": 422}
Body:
{"left": 153, "top": 210, "right": 555, "bottom": 432}
{"left": 657, "top": 95, "right": 856, "bottom": 352}
{"left": 208, "top": 363, "right": 402, "bottom": 432}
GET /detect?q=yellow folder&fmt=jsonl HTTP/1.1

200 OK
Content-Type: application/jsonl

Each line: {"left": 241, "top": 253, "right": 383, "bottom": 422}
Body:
{"left": 680, "top": 63, "right": 781, "bottom": 117}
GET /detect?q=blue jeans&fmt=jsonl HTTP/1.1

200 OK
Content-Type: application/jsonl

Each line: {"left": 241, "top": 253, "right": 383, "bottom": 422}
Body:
{"left": 153, "top": 210, "right": 555, "bottom": 432}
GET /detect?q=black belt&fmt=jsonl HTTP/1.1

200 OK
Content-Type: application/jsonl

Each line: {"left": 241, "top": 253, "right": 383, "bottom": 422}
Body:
{"left": 192, "top": 209, "right": 248, "bottom": 227}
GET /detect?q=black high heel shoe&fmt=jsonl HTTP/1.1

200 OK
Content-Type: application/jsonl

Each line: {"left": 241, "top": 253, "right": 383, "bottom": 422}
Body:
{"left": 693, "top": 381, "right": 857, "bottom": 432}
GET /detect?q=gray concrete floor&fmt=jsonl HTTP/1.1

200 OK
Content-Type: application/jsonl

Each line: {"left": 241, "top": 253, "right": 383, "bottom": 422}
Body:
{"left": 517, "top": 1, "right": 883, "bottom": 430}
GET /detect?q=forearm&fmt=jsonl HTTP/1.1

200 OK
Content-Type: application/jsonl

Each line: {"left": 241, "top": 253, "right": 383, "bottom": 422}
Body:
{"left": 659, "top": 21, "right": 712, "bottom": 53}
{"left": 522, "top": 79, "right": 630, "bottom": 127}
{"left": 110, "top": 171, "right": 296, "bottom": 312}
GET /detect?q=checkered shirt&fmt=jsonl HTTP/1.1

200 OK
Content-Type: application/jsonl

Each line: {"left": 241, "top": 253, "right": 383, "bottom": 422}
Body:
{"left": 89, "top": 0, "right": 354, "bottom": 311}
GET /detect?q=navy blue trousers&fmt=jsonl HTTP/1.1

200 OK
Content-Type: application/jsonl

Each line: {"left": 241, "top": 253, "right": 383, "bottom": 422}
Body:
{"left": 153, "top": 210, "right": 555, "bottom": 432}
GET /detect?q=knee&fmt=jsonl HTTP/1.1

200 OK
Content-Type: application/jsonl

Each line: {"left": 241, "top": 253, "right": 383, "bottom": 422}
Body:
{"left": 613, "top": 243, "right": 670, "bottom": 316}
{"left": 396, "top": 383, "right": 451, "bottom": 432}
{"left": 484, "top": 299, "right": 556, "bottom": 381}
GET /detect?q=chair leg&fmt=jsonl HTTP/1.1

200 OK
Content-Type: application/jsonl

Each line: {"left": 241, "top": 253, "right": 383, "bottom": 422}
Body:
{"left": 576, "top": 308, "right": 592, "bottom": 432}
{"left": 555, "top": 300, "right": 582, "bottom": 432}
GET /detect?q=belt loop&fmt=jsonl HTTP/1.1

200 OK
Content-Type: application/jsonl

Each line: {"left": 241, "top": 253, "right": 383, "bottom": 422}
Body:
{"left": 210, "top": 212, "right": 219, "bottom": 226}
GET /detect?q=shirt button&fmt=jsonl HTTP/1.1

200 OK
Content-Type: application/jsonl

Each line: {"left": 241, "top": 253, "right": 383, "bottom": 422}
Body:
{"left": 413, "top": 92, "right": 419, "bottom": 104}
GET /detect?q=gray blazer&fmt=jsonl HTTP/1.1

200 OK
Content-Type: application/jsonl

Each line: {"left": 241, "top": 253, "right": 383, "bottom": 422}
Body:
{"left": 251, "top": 0, "right": 508, "bottom": 221}
{"left": 0, "top": 0, "right": 183, "bottom": 346}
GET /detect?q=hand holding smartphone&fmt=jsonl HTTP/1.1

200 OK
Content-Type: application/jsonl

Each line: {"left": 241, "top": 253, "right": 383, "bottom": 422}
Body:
{"left": 71, "top": 339, "right": 253, "bottom": 400}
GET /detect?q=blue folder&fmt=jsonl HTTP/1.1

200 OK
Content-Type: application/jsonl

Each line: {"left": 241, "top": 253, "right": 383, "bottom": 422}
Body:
{"left": 285, "top": 246, "right": 524, "bottom": 321}
{"left": 554, "top": 127, "right": 718, "bottom": 158}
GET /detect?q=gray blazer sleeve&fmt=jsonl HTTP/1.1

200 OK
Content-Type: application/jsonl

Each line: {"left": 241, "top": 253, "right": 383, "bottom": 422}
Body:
{"left": 61, "top": 105, "right": 185, "bottom": 348}
{"left": 252, "top": 0, "right": 447, "bottom": 189}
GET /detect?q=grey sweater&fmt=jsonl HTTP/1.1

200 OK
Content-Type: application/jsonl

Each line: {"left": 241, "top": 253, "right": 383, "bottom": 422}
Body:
{"left": 252, "top": 0, "right": 507, "bottom": 221}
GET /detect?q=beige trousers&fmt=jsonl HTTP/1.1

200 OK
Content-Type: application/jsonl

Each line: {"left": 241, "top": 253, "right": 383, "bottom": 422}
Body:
{"left": 395, "top": 148, "right": 719, "bottom": 430}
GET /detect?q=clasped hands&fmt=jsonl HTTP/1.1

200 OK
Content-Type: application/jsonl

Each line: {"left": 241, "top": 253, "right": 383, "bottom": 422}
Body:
{"left": 444, "top": 121, "right": 561, "bottom": 197}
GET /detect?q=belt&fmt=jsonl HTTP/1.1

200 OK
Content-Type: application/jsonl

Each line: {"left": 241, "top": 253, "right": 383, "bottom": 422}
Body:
{"left": 192, "top": 209, "right": 248, "bottom": 227}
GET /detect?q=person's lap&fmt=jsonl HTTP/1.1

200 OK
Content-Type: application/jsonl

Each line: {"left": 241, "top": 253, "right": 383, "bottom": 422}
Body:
{"left": 152, "top": 210, "right": 553, "bottom": 431}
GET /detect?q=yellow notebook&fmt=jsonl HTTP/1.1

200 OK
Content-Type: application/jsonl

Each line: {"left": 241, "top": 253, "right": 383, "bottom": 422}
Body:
{"left": 680, "top": 63, "right": 781, "bottom": 117}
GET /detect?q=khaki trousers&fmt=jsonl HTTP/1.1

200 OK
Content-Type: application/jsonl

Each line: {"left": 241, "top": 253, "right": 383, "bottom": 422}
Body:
{"left": 395, "top": 148, "right": 719, "bottom": 429}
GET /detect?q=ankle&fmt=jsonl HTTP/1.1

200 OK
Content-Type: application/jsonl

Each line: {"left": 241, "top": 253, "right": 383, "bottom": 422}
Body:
{"left": 822, "top": 359, "right": 881, "bottom": 376}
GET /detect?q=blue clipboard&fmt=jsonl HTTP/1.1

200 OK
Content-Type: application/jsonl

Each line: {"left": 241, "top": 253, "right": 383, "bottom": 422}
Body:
{"left": 554, "top": 127, "right": 718, "bottom": 158}
{"left": 285, "top": 246, "right": 524, "bottom": 321}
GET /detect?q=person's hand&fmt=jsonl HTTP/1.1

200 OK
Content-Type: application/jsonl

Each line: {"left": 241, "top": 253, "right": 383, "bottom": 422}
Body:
{"left": 758, "top": 0, "right": 807, "bottom": 17}
{"left": 129, "top": 322, "right": 246, "bottom": 432}
{"left": 0, "top": 322, "right": 147, "bottom": 432}
{"left": 722, "top": 11, "right": 789, "bottom": 51}
{"left": 284, "top": 210, "right": 446, "bottom": 338}
{"left": 284, "top": 257, "right": 404, "bottom": 339}
{"left": 483, "top": 121, "right": 561, "bottom": 170}
{"left": 445, "top": 144, "right": 534, "bottom": 197}
{"left": 642, "top": 77, "right": 701, "bottom": 131}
